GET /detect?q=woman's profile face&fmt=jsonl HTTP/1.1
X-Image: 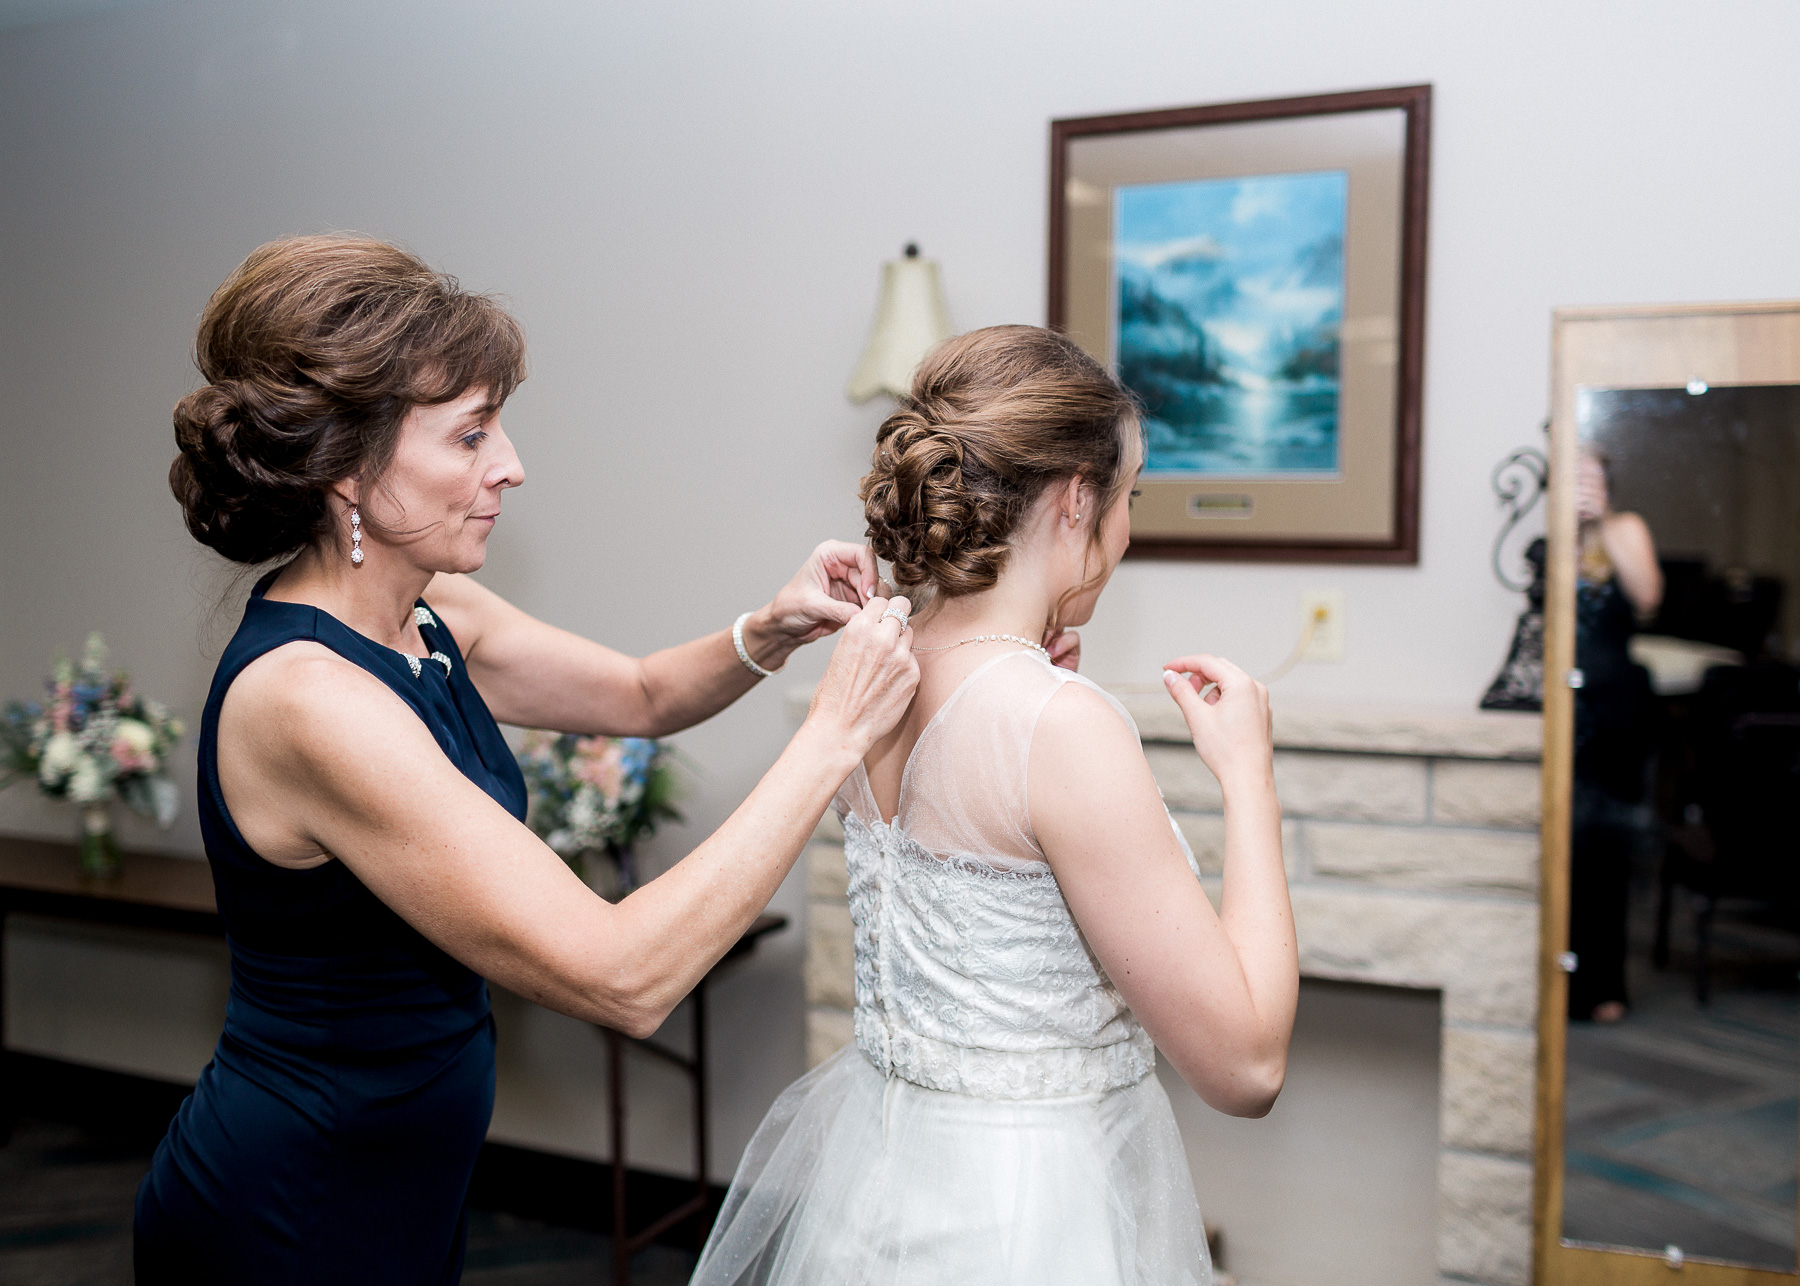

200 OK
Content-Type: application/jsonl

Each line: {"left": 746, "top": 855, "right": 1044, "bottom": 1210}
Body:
{"left": 362, "top": 385, "right": 525, "bottom": 574}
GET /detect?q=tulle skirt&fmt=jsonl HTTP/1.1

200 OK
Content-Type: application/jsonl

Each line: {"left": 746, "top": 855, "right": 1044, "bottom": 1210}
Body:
{"left": 691, "top": 1046, "right": 1211, "bottom": 1286}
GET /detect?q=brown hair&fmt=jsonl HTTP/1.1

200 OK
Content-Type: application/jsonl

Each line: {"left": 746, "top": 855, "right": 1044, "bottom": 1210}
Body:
{"left": 859, "top": 325, "right": 1138, "bottom": 610}
{"left": 169, "top": 234, "right": 526, "bottom": 565}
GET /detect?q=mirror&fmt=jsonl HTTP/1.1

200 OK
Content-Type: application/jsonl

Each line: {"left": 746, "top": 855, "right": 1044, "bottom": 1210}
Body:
{"left": 1540, "top": 305, "right": 1800, "bottom": 1286}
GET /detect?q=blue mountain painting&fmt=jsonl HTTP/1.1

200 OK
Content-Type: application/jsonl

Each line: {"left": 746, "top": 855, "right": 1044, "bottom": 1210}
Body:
{"left": 1115, "top": 170, "right": 1347, "bottom": 477}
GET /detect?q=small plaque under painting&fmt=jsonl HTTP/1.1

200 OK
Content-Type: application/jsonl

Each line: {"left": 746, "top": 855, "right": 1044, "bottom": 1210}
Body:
{"left": 1188, "top": 493, "right": 1254, "bottom": 519}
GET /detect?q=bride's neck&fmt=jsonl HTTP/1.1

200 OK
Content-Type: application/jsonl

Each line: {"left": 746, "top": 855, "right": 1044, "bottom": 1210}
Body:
{"left": 912, "top": 570, "right": 1055, "bottom": 649}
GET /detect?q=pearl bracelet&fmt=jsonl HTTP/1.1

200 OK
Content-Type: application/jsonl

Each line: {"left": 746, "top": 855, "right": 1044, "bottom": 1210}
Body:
{"left": 732, "top": 611, "right": 783, "bottom": 679}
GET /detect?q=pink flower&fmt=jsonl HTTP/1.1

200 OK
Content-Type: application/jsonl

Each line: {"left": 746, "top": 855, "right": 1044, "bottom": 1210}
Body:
{"left": 111, "top": 718, "right": 158, "bottom": 774}
{"left": 111, "top": 738, "right": 149, "bottom": 773}
{"left": 573, "top": 739, "right": 625, "bottom": 802}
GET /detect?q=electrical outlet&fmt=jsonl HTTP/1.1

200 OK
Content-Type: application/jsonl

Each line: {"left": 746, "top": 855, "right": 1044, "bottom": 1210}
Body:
{"left": 1299, "top": 589, "right": 1345, "bottom": 662}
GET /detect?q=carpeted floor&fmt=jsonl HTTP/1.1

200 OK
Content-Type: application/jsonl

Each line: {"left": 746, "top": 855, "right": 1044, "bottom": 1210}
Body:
{"left": 0, "top": 1116, "right": 696, "bottom": 1286}
{"left": 1563, "top": 882, "right": 1800, "bottom": 1269}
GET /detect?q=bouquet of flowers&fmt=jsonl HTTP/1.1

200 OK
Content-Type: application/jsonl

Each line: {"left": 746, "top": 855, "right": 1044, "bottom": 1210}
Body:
{"left": 516, "top": 732, "right": 683, "bottom": 898}
{"left": 1, "top": 634, "right": 185, "bottom": 874}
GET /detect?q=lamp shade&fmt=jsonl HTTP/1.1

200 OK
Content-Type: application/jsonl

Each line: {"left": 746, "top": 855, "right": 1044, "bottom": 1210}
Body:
{"left": 846, "top": 244, "right": 952, "bottom": 404}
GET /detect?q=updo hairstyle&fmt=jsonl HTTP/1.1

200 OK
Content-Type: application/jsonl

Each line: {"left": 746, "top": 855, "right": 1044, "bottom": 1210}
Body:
{"left": 859, "top": 325, "right": 1139, "bottom": 610}
{"left": 169, "top": 234, "right": 526, "bottom": 565}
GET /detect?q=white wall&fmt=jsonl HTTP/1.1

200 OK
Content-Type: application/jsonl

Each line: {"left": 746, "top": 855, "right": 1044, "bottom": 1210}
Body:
{"left": 3, "top": 0, "right": 1799, "bottom": 1187}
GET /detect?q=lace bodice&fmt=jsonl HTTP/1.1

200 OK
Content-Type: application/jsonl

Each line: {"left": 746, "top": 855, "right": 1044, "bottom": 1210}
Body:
{"left": 836, "top": 651, "right": 1198, "bottom": 1101}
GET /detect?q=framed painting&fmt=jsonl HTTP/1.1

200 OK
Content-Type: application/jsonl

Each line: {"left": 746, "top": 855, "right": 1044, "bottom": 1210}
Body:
{"left": 1049, "top": 85, "right": 1430, "bottom": 562}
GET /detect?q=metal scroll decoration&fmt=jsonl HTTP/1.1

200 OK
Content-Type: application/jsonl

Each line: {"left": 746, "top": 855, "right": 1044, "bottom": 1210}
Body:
{"left": 1490, "top": 447, "right": 1548, "bottom": 591}
{"left": 1480, "top": 446, "right": 1549, "bottom": 711}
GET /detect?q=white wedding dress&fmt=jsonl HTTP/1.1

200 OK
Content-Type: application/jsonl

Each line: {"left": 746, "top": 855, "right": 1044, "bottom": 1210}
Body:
{"left": 691, "top": 650, "right": 1212, "bottom": 1286}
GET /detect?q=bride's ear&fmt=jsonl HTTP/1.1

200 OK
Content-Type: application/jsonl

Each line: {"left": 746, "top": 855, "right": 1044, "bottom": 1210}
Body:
{"left": 1056, "top": 475, "right": 1088, "bottom": 531}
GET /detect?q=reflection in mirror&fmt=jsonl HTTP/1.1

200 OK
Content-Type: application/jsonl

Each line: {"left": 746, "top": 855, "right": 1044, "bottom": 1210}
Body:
{"left": 1560, "top": 384, "right": 1800, "bottom": 1269}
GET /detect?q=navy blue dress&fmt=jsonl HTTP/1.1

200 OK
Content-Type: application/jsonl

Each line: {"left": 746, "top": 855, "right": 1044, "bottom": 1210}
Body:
{"left": 135, "top": 574, "right": 527, "bottom": 1284}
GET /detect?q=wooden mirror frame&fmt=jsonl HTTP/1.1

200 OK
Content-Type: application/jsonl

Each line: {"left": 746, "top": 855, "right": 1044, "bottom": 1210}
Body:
{"left": 1534, "top": 300, "right": 1800, "bottom": 1285}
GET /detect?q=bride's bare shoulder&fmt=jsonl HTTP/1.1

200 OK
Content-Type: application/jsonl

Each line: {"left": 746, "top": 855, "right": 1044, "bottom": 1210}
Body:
{"left": 1031, "top": 678, "right": 1140, "bottom": 759}
{"left": 1027, "top": 678, "right": 1166, "bottom": 846}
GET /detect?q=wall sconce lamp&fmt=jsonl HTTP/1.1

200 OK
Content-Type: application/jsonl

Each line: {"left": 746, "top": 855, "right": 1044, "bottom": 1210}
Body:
{"left": 846, "top": 243, "right": 952, "bottom": 404}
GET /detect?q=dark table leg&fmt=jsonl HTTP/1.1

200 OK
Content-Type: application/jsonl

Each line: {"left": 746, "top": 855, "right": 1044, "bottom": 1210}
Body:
{"left": 606, "top": 983, "right": 715, "bottom": 1285}
{"left": 0, "top": 902, "right": 11, "bottom": 1145}
{"left": 609, "top": 1025, "right": 628, "bottom": 1286}
{"left": 692, "top": 984, "right": 709, "bottom": 1235}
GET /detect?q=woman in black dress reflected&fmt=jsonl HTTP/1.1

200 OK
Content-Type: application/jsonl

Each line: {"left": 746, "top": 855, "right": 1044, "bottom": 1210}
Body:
{"left": 1569, "top": 445, "right": 1663, "bottom": 1023}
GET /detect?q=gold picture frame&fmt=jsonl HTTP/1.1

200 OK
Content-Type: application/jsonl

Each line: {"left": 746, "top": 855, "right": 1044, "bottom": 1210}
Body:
{"left": 1049, "top": 86, "right": 1430, "bottom": 562}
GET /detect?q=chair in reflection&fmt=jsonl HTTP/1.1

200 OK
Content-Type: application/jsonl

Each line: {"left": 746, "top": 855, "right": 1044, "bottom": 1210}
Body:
{"left": 1654, "top": 557, "right": 1784, "bottom": 659}
{"left": 1654, "top": 659, "right": 1800, "bottom": 1002}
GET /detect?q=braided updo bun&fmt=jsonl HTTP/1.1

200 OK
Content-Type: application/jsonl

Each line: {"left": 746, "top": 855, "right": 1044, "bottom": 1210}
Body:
{"left": 169, "top": 234, "right": 525, "bottom": 565}
{"left": 860, "top": 325, "right": 1137, "bottom": 603}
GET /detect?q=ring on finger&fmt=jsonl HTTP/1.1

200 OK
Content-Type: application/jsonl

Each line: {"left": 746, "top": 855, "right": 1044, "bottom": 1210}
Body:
{"left": 879, "top": 604, "right": 910, "bottom": 628}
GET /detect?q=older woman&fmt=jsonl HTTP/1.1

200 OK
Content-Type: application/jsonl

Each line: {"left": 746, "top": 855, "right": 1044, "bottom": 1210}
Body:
{"left": 134, "top": 235, "right": 918, "bottom": 1284}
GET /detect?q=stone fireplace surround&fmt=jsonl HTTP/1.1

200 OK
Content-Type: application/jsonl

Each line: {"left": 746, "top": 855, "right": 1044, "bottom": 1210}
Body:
{"left": 794, "top": 690, "right": 1543, "bottom": 1286}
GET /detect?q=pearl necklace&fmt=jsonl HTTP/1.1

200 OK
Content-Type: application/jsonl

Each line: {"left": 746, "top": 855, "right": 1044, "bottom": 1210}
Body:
{"left": 912, "top": 633, "right": 1050, "bottom": 660}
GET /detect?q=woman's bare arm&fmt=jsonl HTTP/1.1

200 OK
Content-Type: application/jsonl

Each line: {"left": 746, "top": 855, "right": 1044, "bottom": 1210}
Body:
{"left": 1602, "top": 511, "right": 1663, "bottom": 617}
{"left": 1028, "top": 658, "right": 1296, "bottom": 1118}
{"left": 218, "top": 596, "right": 917, "bottom": 1037}
{"left": 423, "top": 542, "right": 878, "bottom": 737}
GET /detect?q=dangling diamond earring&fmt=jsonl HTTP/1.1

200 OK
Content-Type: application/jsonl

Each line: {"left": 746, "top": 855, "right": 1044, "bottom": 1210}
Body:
{"left": 350, "top": 506, "right": 364, "bottom": 566}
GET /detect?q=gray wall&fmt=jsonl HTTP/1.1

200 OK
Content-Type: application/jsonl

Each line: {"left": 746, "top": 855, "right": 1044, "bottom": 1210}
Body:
{"left": 3, "top": 0, "right": 1800, "bottom": 1190}
{"left": 1166, "top": 981, "right": 1444, "bottom": 1286}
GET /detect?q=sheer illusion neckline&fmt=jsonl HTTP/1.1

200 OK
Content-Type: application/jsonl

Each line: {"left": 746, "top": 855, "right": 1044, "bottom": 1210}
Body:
{"left": 860, "top": 648, "right": 1045, "bottom": 826}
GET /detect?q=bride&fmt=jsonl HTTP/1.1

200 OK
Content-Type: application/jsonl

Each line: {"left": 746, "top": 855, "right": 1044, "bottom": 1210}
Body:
{"left": 692, "top": 325, "right": 1298, "bottom": 1286}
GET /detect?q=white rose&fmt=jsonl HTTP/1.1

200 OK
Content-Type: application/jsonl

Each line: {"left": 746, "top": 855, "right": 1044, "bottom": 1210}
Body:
{"left": 69, "top": 755, "right": 107, "bottom": 803}
{"left": 115, "top": 719, "right": 156, "bottom": 757}
{"left": 39, "top": 731, "right": 78, "bottom": 783}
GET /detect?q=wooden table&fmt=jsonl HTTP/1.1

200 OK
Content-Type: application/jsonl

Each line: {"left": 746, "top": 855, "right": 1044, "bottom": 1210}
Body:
{"left": 0, "top": 836, "right": 790, "bottom": 1273}
{"left": 0, "top": 837, "right": 224, "bottom": 1137}
{"left": 0, "top": 835, "right": 221, "bottom": 935}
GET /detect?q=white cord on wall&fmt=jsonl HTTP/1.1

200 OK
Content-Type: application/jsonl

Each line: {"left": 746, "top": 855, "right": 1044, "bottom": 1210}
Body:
{"left": 1109, "top": 604, "right": 1329, "bottom": 694}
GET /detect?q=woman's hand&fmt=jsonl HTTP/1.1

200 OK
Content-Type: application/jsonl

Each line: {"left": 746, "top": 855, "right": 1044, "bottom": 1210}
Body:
{"left": 805, "top": 596, "right": 919, "bottom": 756}
{"left": 1162, "top": 653, "right": 1273, "bottom": 795}
{"left": 1575, "top": 454, "right": 1610, "bottom": 525}
{"left": 741, "top": 542, "right": 881, "bottom": 672}
{"left": 1044, "top": 626, "right": 1081, "bottom": 672}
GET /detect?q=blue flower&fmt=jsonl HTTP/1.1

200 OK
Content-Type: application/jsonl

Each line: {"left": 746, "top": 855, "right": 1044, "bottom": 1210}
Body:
{"left": 618, "top": 738, "right": 656, "bottom": 784}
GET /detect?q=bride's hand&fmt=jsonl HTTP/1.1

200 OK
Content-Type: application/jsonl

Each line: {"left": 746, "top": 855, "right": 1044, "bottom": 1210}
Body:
{"left": 806, "top": 597, "right": 919, "bottom": 755}
{"left": 1161, "top": 654, "right": 1273, "bottom": 795}
{"left": 1043, "top": 627, "right": 1081, "bottom": 672}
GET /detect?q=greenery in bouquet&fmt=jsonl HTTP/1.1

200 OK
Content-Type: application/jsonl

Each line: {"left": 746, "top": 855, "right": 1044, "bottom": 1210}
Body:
{"left": 0, "top": 633, "right": 185, "bottom": 826}
{"left": 517, "top": 732, "right": 683, "bottom": 892}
